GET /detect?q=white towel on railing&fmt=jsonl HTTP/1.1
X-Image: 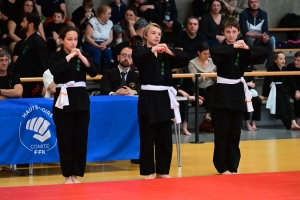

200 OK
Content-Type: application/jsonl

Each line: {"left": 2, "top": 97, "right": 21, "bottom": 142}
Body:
{"left": 55, "top": 81, "right": 86, "bottom": 109}
{"left": 266, "top": 82, "right": 282, "bottom": 114}
{"left": 141, "top": 85, "right": 181, "bottom": 124}
{"left": 217, "top": 76, "right": 253, "bottom": 112}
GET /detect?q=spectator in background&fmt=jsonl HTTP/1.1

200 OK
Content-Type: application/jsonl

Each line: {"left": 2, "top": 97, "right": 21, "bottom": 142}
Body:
{"left": 45, "top": 9, "right": 67, "bottom": 53}
{"left": 12, "top": 12, "right": 48, "bottom": 98}
{"left": 262, "top": 53, "right": 300, "bottom": 130}
{"left": 150, "top": 0, "right": 182, "bottom": 33}
{"left": 100, "top": 47, "right": 140, "bottom": 95}
{"left": 36, "top": 0, "right": 74, "bottom": 26}
{"left": 200, "top": 0, "right": 226, "bottom": 47}
{"left": 239, "top": 0, "right": 273, "bottom": 68}
{"left": 172, "top": 66, "right": 204, "bottom": 136}
{"left": 286, "top": 51, "right": 300, "bottom": 125}
{"left": 0, "top": 49, "right": 23, "bottom": 100}
{"left": 174, "top": 16, "right": 207, "bottom": 61}
{"left": 243, "top": 65, "right": 262, "bottom": 131}
{"left": 129, "top": 0, "right": 155, "bottom": 23}
{"left": 0, "top": 0, "right": 18, "bottom": 22}
{"left": 109, "top": 0, "right": 126, "bottom": 45}
{"left": 7, "top": 0, "right": 46, "bottom": 52}
{"left": 72, "top": 0, "right": 96, "bottom": 33}
{"left": 192, "top": 0, "right": 210, "bottom": 21}
{"left": 82, "top": 5, "right": 113, "bottom": 71}
{"left": 0, "top": 10, "right": 10, "bottom": 47}
{"left": 220, "top": 0, "right": 248, "bottom": 16}
{"left": 188, "top": 42, "right": 216, "bottom": 124}
{"left": 120, "top": 7, "right": 148, "bottom": 42}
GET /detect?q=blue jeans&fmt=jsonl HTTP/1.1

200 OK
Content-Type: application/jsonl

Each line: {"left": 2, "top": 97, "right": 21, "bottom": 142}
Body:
{"left": 82, "top": 41, "right": 112, "bottom": 69}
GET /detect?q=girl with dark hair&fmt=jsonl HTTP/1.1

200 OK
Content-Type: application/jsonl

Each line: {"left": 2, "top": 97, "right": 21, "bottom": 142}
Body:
{"left": 120, "top": 7, "right": 148, "bottom": 41}
{"left": 287, "top": 51, "right": 300, "bottom": 124}
{"left": 49, "top": 25, "right": 99, "bottom": 184}
{"left": 188, "top": 42, "right": 216, "bottom": 123}
{"left": 263, "top": 52, "right": 300, "bottom": 130}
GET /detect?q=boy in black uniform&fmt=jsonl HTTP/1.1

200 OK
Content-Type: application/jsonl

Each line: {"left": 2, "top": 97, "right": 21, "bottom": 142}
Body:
{"left": 49, "top": 26, "right": 98, "bottom": 184}
{"left": 210, "top": 18, "right": 268, "bottom": 174}
{"left": 0, "top": 49, "right": 23, "bottom": 100}
{"left": 133, "top": 23, "right": 188, "bottom": 179}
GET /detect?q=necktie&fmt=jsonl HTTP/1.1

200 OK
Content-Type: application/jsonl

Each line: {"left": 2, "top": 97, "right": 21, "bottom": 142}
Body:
{"left": 121, "top": 72, "right": 127, "bottom": 86}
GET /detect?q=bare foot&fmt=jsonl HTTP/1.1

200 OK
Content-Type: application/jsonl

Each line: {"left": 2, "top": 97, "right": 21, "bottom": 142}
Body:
{"left": 144, "top": 174, "right": 155, "bottom": 180}
{"left": 65, "top": 176, "right": 73, "bottom": 184}
{"left": 204, "top": 113, "right": 211, "bottom": 122}
{"left": 245, "top": 120, "right": 253, "bottom": 131}
{"left": 156, "top": 174, "right": 172, "bottom": 178}
{"left": 71, "top": 175, "right": 81, "bottom": 183}
{"left": 183, "top": 130, "right": 192, "bottom": 136}
{"left": 291, "top": 120, "right": 300, "bottom": 130}
{"left": 251, "top": 120, "right": 257, "bottom": 130}
{"left": 182, "top": 121, "right": 192, "bottom": 136}
{"left": 220, "top": 170, "right": 232, "bottom": 175}
{"left": 231, "top": 172, "right": 240, "bottom": 174}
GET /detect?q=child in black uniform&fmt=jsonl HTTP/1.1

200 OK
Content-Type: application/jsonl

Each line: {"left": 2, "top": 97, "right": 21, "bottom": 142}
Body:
{"left": 133, "top": 23, "right": 188, "bottom": 179}
{"left": 210, "top": 18, "right": 268, "bottom": 175}
{"left": 48, "top": 26, "right": 98, "bottom": 184}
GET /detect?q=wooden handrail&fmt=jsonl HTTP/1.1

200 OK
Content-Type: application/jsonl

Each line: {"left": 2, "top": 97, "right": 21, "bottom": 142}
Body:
{"left": 20, "top": 71, "right": 300, "bottom": 82}
{"left": 269, "top": 28, "right": 300, "bottom": 32}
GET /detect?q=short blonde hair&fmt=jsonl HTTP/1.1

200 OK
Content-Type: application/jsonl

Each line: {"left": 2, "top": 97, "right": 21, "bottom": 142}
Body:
{"left": 143, "top": 23, "right": 162, "bottom": 37}
{"left": 96, "top": 5, "right": 111, "bottom": 16}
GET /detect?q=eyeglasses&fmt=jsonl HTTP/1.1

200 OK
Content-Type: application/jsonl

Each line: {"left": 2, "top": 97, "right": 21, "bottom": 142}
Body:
{"left": 120, "top": 53, "right": 132, "bottom": 59}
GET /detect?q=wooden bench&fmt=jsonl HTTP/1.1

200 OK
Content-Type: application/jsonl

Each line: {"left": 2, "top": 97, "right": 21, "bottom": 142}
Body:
{"left": 269, "top": 28, "right": 300, "bottom": 53}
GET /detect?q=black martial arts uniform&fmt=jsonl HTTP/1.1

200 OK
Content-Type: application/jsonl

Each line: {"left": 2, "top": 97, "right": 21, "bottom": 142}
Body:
{"left": 262, "top": 64, "right": 295, "bottom": 129}
{"left": 133, "top": 47, "right": 188, "bottom": 175}
{"left": 49, "top": 48, "right": 98, "bottom": 177}
{"left": 243, "top": 66, "right": 262, "bottom": 122}
{"left": 100, "top": 67, "right": 140, "bottom": 95}
{"left": 210, "top": 43, "right": 268, "bottom": 173}
{"left": 286, "top": 62, "right": 300, "bottom": 118}
{"left": 12, "top": 32, "right": 48, "bottom": 98}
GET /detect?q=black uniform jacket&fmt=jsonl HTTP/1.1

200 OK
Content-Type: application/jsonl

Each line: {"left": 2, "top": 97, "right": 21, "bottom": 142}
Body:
{"left": 13, "top": 32, "right": 48, "bottom": 77}
{"left": 100, "top": 67, "right": 140, "bottom": 94}
{"left": 286, "top": 63, "right": 300, "bottom": 95}
{"left": 262, "top": 64, "right": 291, "bottom": 98}
{"left": 210, "top": 43, "right": 268, "bottom": 112}
{"left": 49, "top": 48, "right": 99, "bottom": 113}
{"left": 132, "top": 47, "right": 189, "bottom": 123}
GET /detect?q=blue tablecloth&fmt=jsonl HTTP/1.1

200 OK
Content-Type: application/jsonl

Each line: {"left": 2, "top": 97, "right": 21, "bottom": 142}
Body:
{"left": 0, "top": 96, "right": 139, "bottom": 165}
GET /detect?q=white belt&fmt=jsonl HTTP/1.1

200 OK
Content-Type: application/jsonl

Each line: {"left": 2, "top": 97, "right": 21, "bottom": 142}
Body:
{"left": 217, "top": 76, "right": 253, "bottom": 112}
{"left": 141, "top": 85, "right": 181, "bottom": 124}
{"left": 55, "top": 81, "right": 86, "bottom": 109}
{"left": 266, "top": 82, "right": 282, "bottom": 114}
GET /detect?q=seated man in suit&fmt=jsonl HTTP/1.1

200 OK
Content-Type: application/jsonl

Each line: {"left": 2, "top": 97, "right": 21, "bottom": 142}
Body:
{"left": 100, "top": 47, "right": 140, "bottom": 95}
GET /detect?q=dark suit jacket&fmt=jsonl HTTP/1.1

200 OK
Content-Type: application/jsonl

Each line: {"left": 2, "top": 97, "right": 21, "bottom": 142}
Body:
{"left": 100, "top": 67, "right": 140, "bottom": 95}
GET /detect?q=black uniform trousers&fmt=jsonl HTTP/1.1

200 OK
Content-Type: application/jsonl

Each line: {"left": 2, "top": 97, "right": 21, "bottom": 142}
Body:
{"left": 276, "top": 94, "right": 295, "bottom": 129}
{"left": 213, "top": 108, "right": 243, "bottom": 173}
{"left": 53, "top": 108, "right": 90, "bottom": 177}
{"left": 179, "top": 101, "right": 189, "bottom": 122}
{"left": 291, "top": 96, "right": 300, "bottom": 119}
{"left": 244, "top": 96, "right": 262, "bottom": 121}
{"left": 198, "top": 85, "right": 215, "bottom": 114}
{"left": 139, "top": 116, "right": 173, "bottom": 175}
